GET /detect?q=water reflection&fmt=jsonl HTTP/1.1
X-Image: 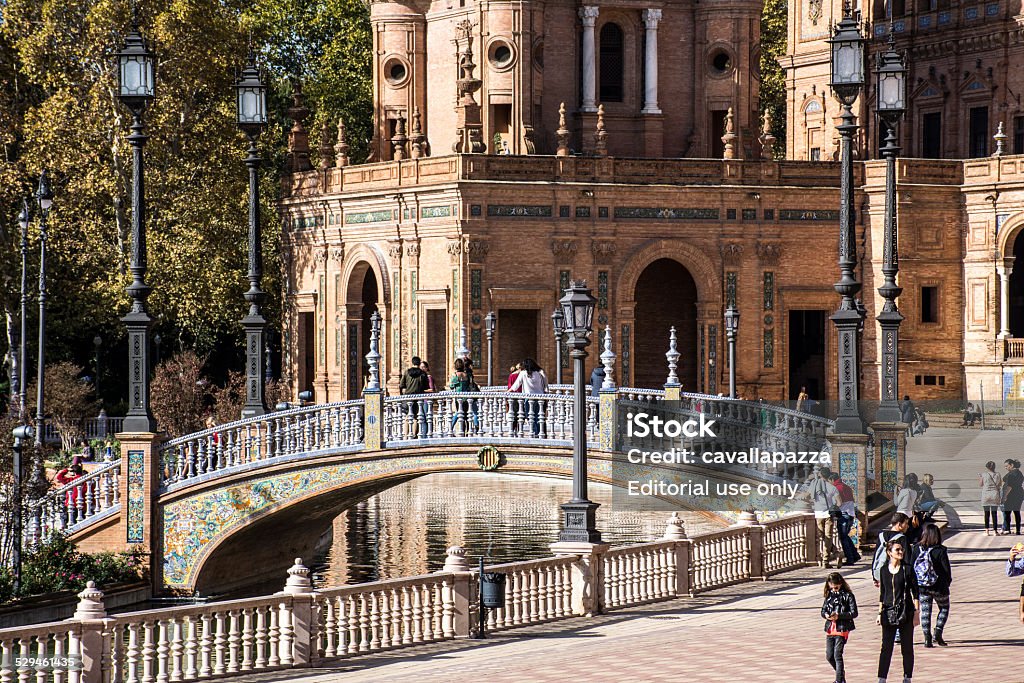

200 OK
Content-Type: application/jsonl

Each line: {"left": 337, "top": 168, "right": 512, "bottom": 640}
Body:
{"left": 310, "top": 472, "right": 725, "bottom": 589}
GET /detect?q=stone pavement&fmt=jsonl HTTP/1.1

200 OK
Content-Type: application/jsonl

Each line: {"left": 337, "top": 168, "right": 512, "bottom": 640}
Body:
{"left": 226, "top": 526, "right": 1020, "bottom": 683}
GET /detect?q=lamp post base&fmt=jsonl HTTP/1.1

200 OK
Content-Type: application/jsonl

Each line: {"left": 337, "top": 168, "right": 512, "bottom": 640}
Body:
{"left": 558, "top": 500, "right": 602, "bottom": 543}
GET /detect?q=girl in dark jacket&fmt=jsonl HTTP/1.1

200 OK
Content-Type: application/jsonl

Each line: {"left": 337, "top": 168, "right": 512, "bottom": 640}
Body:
{"left": 821, "top": 572, "right": 858, "bottom": 683}
{"left": 877, "top": 539, "right": 920, "bottom": 683}
{"left": 911, "top": 523, "right": 952, "bottom": 647}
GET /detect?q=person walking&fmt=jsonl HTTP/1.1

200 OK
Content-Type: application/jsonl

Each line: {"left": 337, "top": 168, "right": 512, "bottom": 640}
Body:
{"left": 980, "top": 461, "right": 1002, "bottom": 535}
{"left": 810, "top": 467, "right": 840, "bottom": 568}
{"left": 820, "top": 571, "right": 858, "bottom": 683}
{"left": 448, "top": 358, "right": 479, "bottom": 433}
{"left": 876, "top": 539, "right": 920, "bottom": 683}
{"left": 900, "top": 395, "right": 916, "bottom": 438}
{"left": 796, "top": 386, "right": 809, "bottom": 412}
{"left": 1002, "top": 458, "right": 1024, "bottom": 535}
{"left": 911, "top": 523, "right": 952, "bottom": 648}
{"left": 510, "top": 358, "right": 549, "bottom": 437}
{"left": 54, "top": 457, "right": 86, "bottom": 509}
{"left": 830, "top": 472, "right": 861, "bottom": 566}
{"left": 873, "top": 513, "right": 911, "bottom": 587}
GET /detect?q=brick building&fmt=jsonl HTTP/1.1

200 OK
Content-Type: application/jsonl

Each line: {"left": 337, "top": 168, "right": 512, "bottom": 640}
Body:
{"left": 278, "top": 0, "right": 1024, "bottom": 408}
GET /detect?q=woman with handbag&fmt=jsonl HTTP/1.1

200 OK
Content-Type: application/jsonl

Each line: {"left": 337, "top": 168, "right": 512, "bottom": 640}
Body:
{"left": 876, "top": 539, "right": 920, "bottom": 683}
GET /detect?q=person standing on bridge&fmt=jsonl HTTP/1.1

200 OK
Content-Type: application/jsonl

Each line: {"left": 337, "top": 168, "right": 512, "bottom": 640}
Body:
{"left": 510, "top": 358, "right": 548, "bottom": 437}
{"left": 400, "top": 356, "right": 429, "bottom": 436}
{"left": 820, "top": 571, "right": 858, "bottom": 683}
{"left": 876, "top": 539, "right": 920, "bottom": 683}
{"left": 810, "top": 467, "right": 840, "bottom": 568}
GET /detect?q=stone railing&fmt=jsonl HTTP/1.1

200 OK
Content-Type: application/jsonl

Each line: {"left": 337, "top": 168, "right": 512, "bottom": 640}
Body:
{"left": 382, "top": 392, "right": 597, "bottom": 444}
{"left": 1005, "top": 337, "right": 1024, "bottom": 360}
{"left": 1, "top": 513, "right": 818, "bottom": 682}
{"left": 160, "top": 401, "right": 364, "bottom": 489}
{"left": 26, "top": 461, "right": 121, "bottom": 545}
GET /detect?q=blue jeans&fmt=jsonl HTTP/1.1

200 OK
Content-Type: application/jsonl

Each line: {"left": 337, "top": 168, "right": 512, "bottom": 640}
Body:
{"left": 834, "top": 512, "right": 860, "bottom": 564}
{"left": 450, "top": 398, "right": 479, "bottom": 432}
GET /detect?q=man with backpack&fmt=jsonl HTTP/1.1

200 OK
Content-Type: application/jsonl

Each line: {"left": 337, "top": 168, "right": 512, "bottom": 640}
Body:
{"left": 911, "top": 523, "right": 952, "bottom": 647}
{"left": 399, "top": 356, "right": 430, "bottom": 435}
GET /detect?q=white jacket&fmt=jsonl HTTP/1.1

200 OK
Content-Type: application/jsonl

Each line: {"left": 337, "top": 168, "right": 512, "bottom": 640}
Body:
{"left": 510, "top": 369, "right": 548, "bottom": 394}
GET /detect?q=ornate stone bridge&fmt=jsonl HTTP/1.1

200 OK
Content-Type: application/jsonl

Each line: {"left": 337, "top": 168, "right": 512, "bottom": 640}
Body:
{"left": 25, "top": 385, "right": 853, "bottom": 593}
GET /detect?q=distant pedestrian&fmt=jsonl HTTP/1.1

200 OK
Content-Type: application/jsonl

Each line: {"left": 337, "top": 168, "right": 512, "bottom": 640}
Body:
{"left": 507, "top": 363, "right": 521, "bottom": 391}
{"left": 876, "top": 539, "right": 920, "bottom": 683}
{"left": 510, "top": 358, "right": 548, "bottom": 436}
{"left": 820, "top": 571, "right": 857, "bottom": 683}
{"left": 590, "top": 366, "right": 605, "bottom": 398}
{"left": 54, "top": 457, "right": 86, "bottom": 508}
{"left": 917, "top": 474, "right": 941, "bottom": 516}
{"left": 1008, "top": 543, "right": 1024, "bottom": 625}
{"left": 911, "top": 523, "right": 951, "bottom": 648}
{"left": 419, "top": 360, "right": 435, "bottom": 392}
{"left": 1002, "top": 458, "right": 1024, "bottom": 535}
{"left": 449, "top": 358, "right": 479, "bottom": 432}
{"left": 895, "top": 473, "right": 921, "bottom": 543}
{"left": 830, "top": 472, "right": 861, "bottom": 566}
{"left": 796, "top": 386, "right": 809, "bottom": 412}
{"left": 980, "top": 461, "right": 1003, "bottom": 535}
{"left": 900, "top": 395, "right": 916, "bottom": 438}
{"left": 400, "top": 356, "right": 429, "bottom": 434}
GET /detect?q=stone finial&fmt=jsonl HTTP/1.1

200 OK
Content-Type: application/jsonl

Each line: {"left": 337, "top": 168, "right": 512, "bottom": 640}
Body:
{"left": 286, "top": 80, "right": 312, "bottom": 172}
{"left": 334, "top": 118, "right": 350, "bottom": 168}
{"left": 760, "top": 110, "right": 776, "bottom": 160}
{"left": 410, "top": 106, "right": 426, "bottom": 159}
{"left": 282, "top": 558, "right": 314, "bottom": 594}
{"left": 318, "top": 121, "right": 335, "bottom": 171}
{"left": 665, "top": 326, "right": 680, "bottom": 385}
{"left": 594, "top": 104, "right": 608, "bottom": 157}
{"left": 734, "top": 509, "right": 759, "bottom": 527}
{"left": 722, "top": 107, "right": 737, "bottom": 160}
{"left": 365, "top": 311, "right": 382, "bottom": 391}
{"left": 600, "top": 326, "right": 616, "bottom": 389}
{"left": 391, "top": 115, "right": 408, "bottom": 161}
{"left": 456, "top": 325, "right": 470, "bottom": 360}
{"left": 993, "top": 121, "right": 1007, "bottom": 157}
{"left": 442, "top": 546, "right": 471, "bottom": 572}
{"left": 556, "top": 102, "right": 571, "bottom": 157}
{"left": 662, "top": 512, "right": 688, "bottom": 540}
{"left": 72, "top": 581, "right": 107, "bottom": 621}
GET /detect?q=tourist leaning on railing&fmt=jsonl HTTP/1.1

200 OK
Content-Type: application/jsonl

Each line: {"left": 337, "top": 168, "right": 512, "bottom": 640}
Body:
{"left": 449, "top": 358, "right": 479, "bottom": 432}
{"left": 509, "top": 358, "right": 548, "bottom": 437}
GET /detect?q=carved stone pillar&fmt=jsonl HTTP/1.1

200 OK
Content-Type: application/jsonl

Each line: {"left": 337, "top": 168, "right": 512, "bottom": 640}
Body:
{"left": 998, "top": 258, "right": 1015, "bottom": 338}
{"left": 641, "top": 9, "right": 662, "bottom": 114}
{"left": 579, "top": 7, "right": 599, "bottom": 113}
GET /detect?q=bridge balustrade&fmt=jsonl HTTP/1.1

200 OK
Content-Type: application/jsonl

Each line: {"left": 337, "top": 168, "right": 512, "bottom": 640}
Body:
{"left": 0, "top": 513, "right": 821, "bottom": 681}
{"left": 25, "top": 461, "right": 121, "bottom": 548}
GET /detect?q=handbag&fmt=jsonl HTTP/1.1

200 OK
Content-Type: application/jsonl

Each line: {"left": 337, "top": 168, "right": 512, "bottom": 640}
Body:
{"left": 882, "top": 601, "right": 906, "bottom": 627}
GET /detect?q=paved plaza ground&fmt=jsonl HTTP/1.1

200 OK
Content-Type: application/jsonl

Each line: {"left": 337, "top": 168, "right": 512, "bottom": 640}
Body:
{"left": 230, "top": 427, "right": 1024, "bottom": 682}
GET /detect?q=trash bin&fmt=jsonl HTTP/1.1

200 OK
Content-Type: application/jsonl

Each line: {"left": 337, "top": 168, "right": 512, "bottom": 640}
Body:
{"left": 480, "top": 572, "right": 506, "bottom": 609}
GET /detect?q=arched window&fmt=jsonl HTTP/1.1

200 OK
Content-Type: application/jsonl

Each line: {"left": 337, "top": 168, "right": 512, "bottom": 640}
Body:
{"left": 599, "top": 23, "right": 624, "bottom": 102}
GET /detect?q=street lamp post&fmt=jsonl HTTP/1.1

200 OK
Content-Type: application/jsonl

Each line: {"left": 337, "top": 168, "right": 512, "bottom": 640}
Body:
{"left": 828, "top": 2, "right": 866, "bottom": 434}
{"left": 724, "top": 304, "right": 740, "bottom": 399}
{"left": 93, "top": 335, "right": 103, "bottom": 399}
{"left": 236, "top": 47, "right": 269, "bottom": 417}
{"left": 16, "top": 199, "right": 29, "bottom": 418}
{"left": 551, "top": 308, "right": 565, "bottom": 384}
{"left": 117, "top": 15, "right": 158, "bottom": 433}
{"left": 874, "top": 30, "right": 907, "bottom": 423}
{"left": 557, "top": 280, "right": 601, "bottom": 543}
{"left": 33, "top": 172, "right": 53, "bottom": 449}
{"left": 484, "top": 311, "right": 496, "bottom": 386}
{"left": 11, "top": 424, "right": 34, "bottom": 595}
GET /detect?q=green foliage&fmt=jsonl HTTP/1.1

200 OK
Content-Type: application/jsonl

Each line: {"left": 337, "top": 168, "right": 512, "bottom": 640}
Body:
{"left": 760, "top": 0, "right": 788, "bottom": 155}
{"left": 25, "top": 362, "right": 99, "bottom": 451}
{"left": 2, "top": 534, "right": 145, "bottom": 603}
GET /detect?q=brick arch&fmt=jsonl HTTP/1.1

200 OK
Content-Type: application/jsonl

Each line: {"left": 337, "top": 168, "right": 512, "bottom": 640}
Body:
{"left": 342, "top": 243, "right": 391, "bottom": 306}
{"left": 617, "top": 239, "right": 720, "bottom": 306}
{"left": 996, "top": 211, "right": 1024, "bottom": 260}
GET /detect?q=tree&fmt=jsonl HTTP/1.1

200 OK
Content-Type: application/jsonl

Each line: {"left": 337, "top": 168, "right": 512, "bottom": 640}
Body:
{"left": 150, "top": 351, "right": 214, "bottom": 438}
{"left": 760, "top": 0, "right": 788, "bottom": 155}
{"left": 25, "top": 362, "right": 99, "bottom": 451}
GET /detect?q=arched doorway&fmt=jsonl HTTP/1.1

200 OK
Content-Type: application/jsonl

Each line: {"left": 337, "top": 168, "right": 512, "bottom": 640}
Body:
{"left": 345, "top": 261, "right": 380, "bottom": 398}
{"left": 1010, "top": 230, "right": 1024, "bottom": 336}
{"left": 633, "top": 258, "right": 698, "bottom": 389}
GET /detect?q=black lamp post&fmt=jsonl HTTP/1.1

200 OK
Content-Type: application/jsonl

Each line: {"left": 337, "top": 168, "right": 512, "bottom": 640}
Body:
{"left": 874, "top": 29, "right": 907, "bottom": 424}
{"left": 484, "top": 311, "right": 496, "bottom": 386}
{"left": 93, "top": 335, "right": 103, "bottom": 398}
{"left": 551, "top": 308, "right": 565, "bottom": 384}
{"left": 11, "top": 423, "right": 34, "bottom": 595}
{"left": 33, "top": 172, "right": 53, "bottom": 449}
{"left": 557, "top": 280, "right": 600, "bottom": 543}
{"left": 236, "top": 47, "right": 268, "bottom": 418}
{"left": 16, "top": 199, "right": 29, "bottom": 418}
{"left": 724, "top": 304, "right": 740, "bottom": 399}
{"left": 117, "top": 15, "right": 158, "bottom": 433}
{"left": 828, "top": 2, "right": 866, "bottom": 434}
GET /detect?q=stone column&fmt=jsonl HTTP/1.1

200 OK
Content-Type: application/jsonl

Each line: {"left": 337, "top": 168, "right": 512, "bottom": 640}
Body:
{"left": 117, "top": 431, "right": 165, "bottom": 588}
{"left": 998, "top": 258, "right": 1015, "bottom": 338}
{"left": 550, "top": 541, "right": 609, "bottom": 615}
{"left": 579, "top": 7, "right": 599, "bottom": 113}
{"left": 641, "top": 9, "right": 662, "bottom": 114}
{"left": 278, "top": 558, "right": 317, "bottom": 666}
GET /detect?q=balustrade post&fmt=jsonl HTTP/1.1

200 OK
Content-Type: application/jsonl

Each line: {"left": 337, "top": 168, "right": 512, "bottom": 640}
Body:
{"left": 438, "top": 547, "right": 474, "bottom": 637}
{"left": 70, "top": 581, "right": 108, "bottom": 683}
{"left": 598, "top": 387, "right": 617, "bottom": 452}
{"left": 801, "top": 511, "right": 819, "bottom": 565}
{"left": 734, "top": 512, "right": 765, "bottom": 580}
{"left": 662, "top": 513, "right": 692, "bottom": 596}
{"left": 278, "top": 558, "right": 317, "bottom": 667}
{"left": 549, "top": 542, "right": 608, "bottom": 616}
{"left": 362, "top": 390, "right": 383, "bottom": 451}
{"left": 116, "top": 431, "right": 166, "bottom": 588}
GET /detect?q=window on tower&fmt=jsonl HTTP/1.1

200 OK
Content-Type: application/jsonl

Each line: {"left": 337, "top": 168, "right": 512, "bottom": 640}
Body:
{"left": 599, "top": 23, "right": 624, "bottom": 102}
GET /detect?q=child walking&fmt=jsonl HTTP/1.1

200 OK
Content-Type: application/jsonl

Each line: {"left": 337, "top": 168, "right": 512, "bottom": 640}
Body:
{"left": 821, "top": 572, "right": 859, "bottom": 683}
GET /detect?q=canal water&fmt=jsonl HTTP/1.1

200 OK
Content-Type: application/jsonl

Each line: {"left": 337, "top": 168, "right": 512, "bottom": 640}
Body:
{"left": 308, "top": 472, "right": 726, "bottom": 589}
